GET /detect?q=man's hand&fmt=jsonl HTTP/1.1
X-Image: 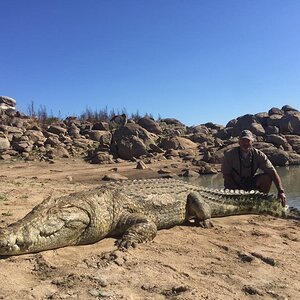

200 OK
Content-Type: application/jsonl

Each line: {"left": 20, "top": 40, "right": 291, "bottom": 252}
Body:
{"left": 278, "top": 191, "right": 286, "bottom": 207}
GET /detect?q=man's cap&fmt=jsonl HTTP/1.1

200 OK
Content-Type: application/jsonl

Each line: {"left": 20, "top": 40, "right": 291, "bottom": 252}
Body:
{"left": 239, "top": 130, "right": 254, "bottom": 141}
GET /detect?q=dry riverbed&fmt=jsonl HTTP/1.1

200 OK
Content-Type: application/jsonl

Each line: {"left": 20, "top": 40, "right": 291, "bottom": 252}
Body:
{"left": 0, "top": 159, "right": 299, "bottom": 299}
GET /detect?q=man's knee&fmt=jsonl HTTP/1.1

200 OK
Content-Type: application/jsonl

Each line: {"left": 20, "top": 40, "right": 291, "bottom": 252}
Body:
{"left": 256, "top": 173, "right": 272, "bottom": 192}
{"left": 262, "top": 173, "right": 272, "bottom": 184}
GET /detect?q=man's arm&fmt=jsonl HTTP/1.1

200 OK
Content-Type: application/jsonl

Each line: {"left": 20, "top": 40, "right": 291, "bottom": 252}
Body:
{"left": 269, "top": 169, "right": 287, "bottom": 206}
{"left": 257, "top": 149, "right": 287, "bottom": 206}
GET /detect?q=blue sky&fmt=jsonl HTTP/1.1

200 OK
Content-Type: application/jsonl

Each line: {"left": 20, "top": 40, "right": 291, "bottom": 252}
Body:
{"left": 1, "top": 0, "right": 299, "bottom": 126}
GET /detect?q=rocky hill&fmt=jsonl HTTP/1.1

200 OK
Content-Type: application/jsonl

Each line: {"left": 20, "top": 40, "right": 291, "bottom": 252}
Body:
{"left": 0, "top": 96, "right": 299, "bottom": 176}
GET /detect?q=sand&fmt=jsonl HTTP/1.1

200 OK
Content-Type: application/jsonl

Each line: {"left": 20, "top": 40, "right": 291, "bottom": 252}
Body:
{"left": 0, "top": 159, "right": 299, "bottom": 299}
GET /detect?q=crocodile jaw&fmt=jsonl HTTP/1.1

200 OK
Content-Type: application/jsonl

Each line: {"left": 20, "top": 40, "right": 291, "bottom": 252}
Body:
{"left": 0, "top": 206, "right": 90, "bottom": 256}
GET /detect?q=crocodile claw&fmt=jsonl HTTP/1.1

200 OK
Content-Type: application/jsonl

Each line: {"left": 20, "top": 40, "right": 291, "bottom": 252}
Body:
{"left": 197, "top": 220, "right": 214, "bottom": 228}
{"left": 115, "top": 238, "right": 137, "bottom": 250}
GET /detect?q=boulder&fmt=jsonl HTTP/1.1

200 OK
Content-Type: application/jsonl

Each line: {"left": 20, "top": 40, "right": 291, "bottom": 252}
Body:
{"left": 102, "top": 173, "right": 128, "bottom": 181}
{"left": 92, "top": 122, "right": 109, "bottom": 131}
{"left": 164, "top": 149, "right": 180, "bottom": 159}
{"left": 265, "top": 125, "right": 279, "bottom": 135}
{"left": 0, "top": 125, "right": 23, "bottom": 141}
{"left": 181, "top": 169, "right": 199, "bottom": 177}
{"left": 279, "top": 112, "right": 300, "bottom": 135}
{"left": 160, "top": 118, "right": 184, "bottom": 126}
{"left": 137, "top": 117, "right": 162, "bottom": 134}
{"left": 250, "top": 123, "right": 265, "bottom": 136}
{"left": 260, "top": 147, "right": 289, "bottom": 166}
{"left": 0, "top": 96, "right": 16, "bottom": 109}
{"left": 255, "top": 112, "right": 269, "bottom": 127}
{"left": 268, "top": 107, "right": 284, "bottom": 116}
{"left": 116, "top": 136, "right": 148, "bottom": 160}
{"left": 285, "top": 135, "right": 300, "bottom": 154}
{"left": 89, "top": 152, "right": 114, "bottom": 164}
{"left": 45, "top": 136, "right": 62, "bottom": 147}
{"left": 72, "top": 138, "right": 94, "bottom": 149}
{"left": 279, "top": 115, "right": 292, "bottom": 133}
{"left": 110, "top": 114, "right": 127, "bottom": 126}
{"left": 288, "top": 153, "right": 300, "bottom": 165}
{"left": 47, "top": 125, "right": 67, "bottom": 135}
{"left": 0, "top": 137, "right": 10, "bottom": 151}
{"left": 214, "top": 137, "right": 224, "bottom": 147}
{"left": 192, "top": 159, "right": 218, "bottom": 174}
{"left": 267, "top": 114, "right": 283, "bottom": 127}
{"left": 159, "top": 136, "right": 198, "bottom": 151}
{"left": 216, "top": 127, "right": 233, "bottom": 140}
{"left": 78, "top": 121, "right": 93, "bottom": 133}
{"left": 189, "top": 125, "right": 210, "bottom": 135}
{"left": 231, "top": 114, "right": 257, "bottom": 136}
{"left": 211, "top": 143, "right": 239, "bottom": 164}
{"left": 111, "top": 123, "right": 157, "bottom": 160}
{"left": 253, "top": 142, "right": 276, "bottom": 150}
{"left": 179, "top": 148, "right": 198, "bottom": 161}
{"left": 98, "top": 132, "right": 112, "bottom": 151}
{"left": 281, "top": 105, "right": 298, "bottom": 113}
{"left": 10, "top": 118, "right": 24, "bottom": 128}
{"left": 191, "top": 133, "right": 214, "bottom": 145}
{"left": 112, "top": 123, "right": 156, "bottom": 145}
{"left": 46, "top": 146, "right": 70, "bottom": 158}
{"left": 24, "top": 130, "right": 46, "bottom": 144}
{"left": 265, "top": 134, "right": 288, "bottom": 148}
{"left": 136, "top": 161, "right": 147, "bottom": 169}
{"left": 148, "top": 143, "right": 164, "bottom": 154}
{"left": 11, "top": 137, "right": 33, "bottom": 153}
{"left": 225, "top": 118, "right": 237, "bottom": 128}
{"left": 87, "top": 130, "right": 110, "bottom": 141}
{"left": 204, "top": 122, "right": 224, "bottom": 130}
{"left": 68, "top": 123, "right": 81, "bottom": 139}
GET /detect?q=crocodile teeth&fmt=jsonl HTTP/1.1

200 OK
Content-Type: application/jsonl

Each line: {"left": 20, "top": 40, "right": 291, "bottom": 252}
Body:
{"left": 11, "top": 244, "right": 20, "bottom": 252}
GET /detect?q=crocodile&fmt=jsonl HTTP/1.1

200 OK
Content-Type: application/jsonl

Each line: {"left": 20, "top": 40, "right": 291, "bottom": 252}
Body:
{"left": 0, "top": 178, "right": 299, "bottom": 256}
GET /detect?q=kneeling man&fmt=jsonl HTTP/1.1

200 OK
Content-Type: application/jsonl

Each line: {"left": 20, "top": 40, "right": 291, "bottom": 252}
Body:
{"left": 221, "top": 130, "right": 286, "bottom": 206}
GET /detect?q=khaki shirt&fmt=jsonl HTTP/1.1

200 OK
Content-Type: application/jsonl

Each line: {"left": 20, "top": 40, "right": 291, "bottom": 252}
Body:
{"left": 221, "top": 147, "right": 275, "bottom": 188}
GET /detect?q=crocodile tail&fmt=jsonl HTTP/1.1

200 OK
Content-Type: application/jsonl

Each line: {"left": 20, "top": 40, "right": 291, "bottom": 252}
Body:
{"left": 286, "top": 206, "right": 300, "bottom": 220}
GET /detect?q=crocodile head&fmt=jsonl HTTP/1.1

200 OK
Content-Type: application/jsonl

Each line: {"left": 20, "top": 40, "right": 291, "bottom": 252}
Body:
{"left": 0, "top": 204, "right": 90, "bottom": 256}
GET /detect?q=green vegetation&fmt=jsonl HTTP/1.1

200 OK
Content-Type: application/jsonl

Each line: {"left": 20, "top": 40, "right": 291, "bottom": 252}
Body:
{"left": 2, "top": 211, "right": 13, "bottom": 217}
{"left": 25, "top": 101, "right": 157, "bottom": 125}
{"left": 0, "top": 194, "right": 8, "bottom": 201}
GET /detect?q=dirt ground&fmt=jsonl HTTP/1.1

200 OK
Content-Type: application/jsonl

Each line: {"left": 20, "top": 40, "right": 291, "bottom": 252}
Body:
{"left": 0, "top": 158, "right": 299, "bottom": 300}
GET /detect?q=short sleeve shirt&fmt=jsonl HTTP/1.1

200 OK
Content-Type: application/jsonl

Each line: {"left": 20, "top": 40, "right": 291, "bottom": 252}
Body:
{"left": 221, "top": 147, "right": 275, "bottom": 187}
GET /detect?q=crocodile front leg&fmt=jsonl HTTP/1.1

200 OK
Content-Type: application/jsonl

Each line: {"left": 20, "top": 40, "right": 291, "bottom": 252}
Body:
{"left": 186, "top": 192, "right": 213, "bottom": 228}
{"left": 115, "top": 213, "right": 157, "bottom": 250}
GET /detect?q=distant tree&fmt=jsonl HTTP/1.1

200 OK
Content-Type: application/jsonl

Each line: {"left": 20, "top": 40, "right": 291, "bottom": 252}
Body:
{"left": 121, "top": 107, "right": 128, "bottom": 116}
{"left": 24, "top": 102, "right": 156, "bottom": 126}
{"left": 131, "top": 109, "right": 141, "bottom": 121}
{"left": 58, "top": 110, "right": 62, "bottom": 120}
{"left": 109, "top": 108, "right": 116, "bottom": 119}
{"left": 79, "top": 106, "right": 112, "bottom": 122}
{"left": 27, "top": 101, "right": 36, "bottom": 118}
{"left": 37, "top": 105, "right": 48, "bottom": 124}
{"left": 145, "top": 112, "right": 154, "bottom": 120}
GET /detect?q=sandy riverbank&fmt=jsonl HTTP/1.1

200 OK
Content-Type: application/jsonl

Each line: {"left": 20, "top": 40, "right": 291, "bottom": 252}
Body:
{"left": 0, "top": 159, "right": 299, "bottom": 299}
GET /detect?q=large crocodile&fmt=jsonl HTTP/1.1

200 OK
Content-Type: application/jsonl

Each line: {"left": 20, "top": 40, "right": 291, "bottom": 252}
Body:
{"left": 0, "top": 178, "right": 299, "bottom": 256}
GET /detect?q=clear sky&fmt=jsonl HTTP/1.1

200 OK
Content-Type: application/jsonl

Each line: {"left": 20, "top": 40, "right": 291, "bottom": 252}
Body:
{"left": 1, "top": 0, "right": 299, "bottom": 126}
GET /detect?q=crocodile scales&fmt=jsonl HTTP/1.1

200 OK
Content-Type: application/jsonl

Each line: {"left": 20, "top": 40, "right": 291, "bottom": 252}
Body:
{"left": 0, "top": 178, "right": 299, "bottom": 256}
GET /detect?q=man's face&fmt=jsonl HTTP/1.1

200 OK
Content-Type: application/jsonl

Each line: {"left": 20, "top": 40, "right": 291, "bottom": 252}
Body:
{"left": 239, "top": 138, "right": 253, "bottom": 152}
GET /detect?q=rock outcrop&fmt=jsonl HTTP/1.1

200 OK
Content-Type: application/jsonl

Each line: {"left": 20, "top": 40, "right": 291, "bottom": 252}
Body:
{"left": 0, "top": 96, "right": 16, "bottom": 112}
{"left": 0, "top": 99, "right": 299, "bottom": 177}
